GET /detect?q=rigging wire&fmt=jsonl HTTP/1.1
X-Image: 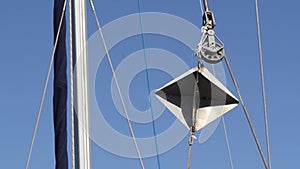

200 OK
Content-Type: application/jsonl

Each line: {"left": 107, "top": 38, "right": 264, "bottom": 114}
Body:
{"left": 186, "top": 70, "right": 200, "bottom": 169}
{"left": 25, "top": 1, "right": 67, "bottom": 168}
{"left": 222, "top": 117, "right": 234, "bottom": 169}
{"left": 137, "top": 1, "right": 162, "bottom": 169}
{"left": 199, "top": 0, "right": 204, "bottom": 15}
{"left": 211, "top": 65, "right": 235, "bottom": 169}
{"left": 223, "top": 54, "right": 269, "bottom": 169}
{"left": 68, "top": 0, "right": 75, "bottom": 168}
{"left": 186, "top": 131, "right": 194, "bottom": 169}
{"left": 186, "top": 145, "right": 193, "bottom": 169}
{"left": 88, "top": 1, "right": 145, "bottom": 169}
{"left": 199, "top": 1, "right": 235, "bottom": 168}
{"left": 254, "top": 0, "right": 271, "bottom": 168}
{"left": 203, "top": 0, "right": 209, "bottom": 11}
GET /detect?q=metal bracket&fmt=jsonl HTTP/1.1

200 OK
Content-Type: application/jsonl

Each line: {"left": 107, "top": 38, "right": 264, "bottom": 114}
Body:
{"left": 203, "top": 11, "right": 216, "bottom": 29}
{"left": 188, "top": 126, "right": 196, "bottom": 146}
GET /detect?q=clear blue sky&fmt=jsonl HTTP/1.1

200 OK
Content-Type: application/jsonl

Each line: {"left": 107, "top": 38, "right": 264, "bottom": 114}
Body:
{"left": 0, "top": 0, "right": 299, "bottom": 169}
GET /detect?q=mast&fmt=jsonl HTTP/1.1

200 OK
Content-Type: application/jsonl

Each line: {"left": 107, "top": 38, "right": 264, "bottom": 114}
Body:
{"left": 71, "top": 0, "right": 91, "bottom": 168}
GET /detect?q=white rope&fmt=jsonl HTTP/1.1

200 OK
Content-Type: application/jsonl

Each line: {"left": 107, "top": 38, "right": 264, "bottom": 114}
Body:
{"left": 68, "top": 0, "right": 75, "bottom": 168}
{"left": 254, "top": 0, "right": 271, "bottom": 168}
{"left": 25, "top": 1, "right": 67, "bottom": 168}
{"left": 88, "top": 1, "right": 145, "bottom": 169}
{"left": 223, "top": 54, "right": 269, "bottom": 169}
{"left": 222, "top": 117, "right": 234, "bottom": 169}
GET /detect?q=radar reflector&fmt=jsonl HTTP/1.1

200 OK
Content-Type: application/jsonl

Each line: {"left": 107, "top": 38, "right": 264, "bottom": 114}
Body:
{"left": 155, "top": 66, "right": 238, "bottom": 131}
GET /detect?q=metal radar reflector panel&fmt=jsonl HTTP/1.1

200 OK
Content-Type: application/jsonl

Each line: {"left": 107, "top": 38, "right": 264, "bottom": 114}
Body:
{"left": 155, "top": 66, "right": 238, "bottom": 132}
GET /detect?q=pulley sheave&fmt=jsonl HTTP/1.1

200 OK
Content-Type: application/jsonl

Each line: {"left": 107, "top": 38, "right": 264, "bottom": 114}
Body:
{"left": 197, "top": 30, "right": 225, "bottom": 64}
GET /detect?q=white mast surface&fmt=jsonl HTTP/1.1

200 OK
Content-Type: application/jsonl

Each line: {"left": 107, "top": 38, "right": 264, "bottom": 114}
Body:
{"left": 72, "top": 0, "right": 91, "bottom": 168}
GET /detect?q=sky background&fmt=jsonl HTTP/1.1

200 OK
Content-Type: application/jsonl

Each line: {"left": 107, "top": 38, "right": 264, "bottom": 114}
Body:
{"left": 0, "top": 0, "right": 300, "bottom": 169}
